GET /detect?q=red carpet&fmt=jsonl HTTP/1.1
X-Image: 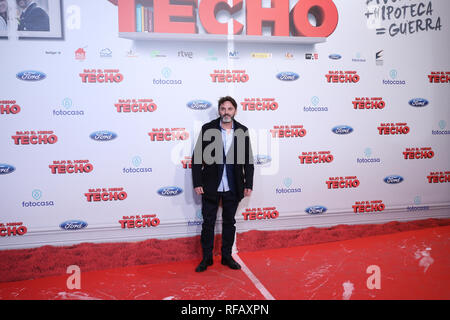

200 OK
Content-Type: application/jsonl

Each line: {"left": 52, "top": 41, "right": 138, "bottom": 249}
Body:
{"left": 0, "top": 224, "right": 449, "bottom": 300}
{"left": 0, "top": 218, "right": 449, "bottom": 283}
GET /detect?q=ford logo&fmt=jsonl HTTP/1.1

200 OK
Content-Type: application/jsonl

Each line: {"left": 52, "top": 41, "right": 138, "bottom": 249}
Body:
{"left": 16, "top": 70, "right": 46, "bottom": 81}
{"left": 329, "top": 54, "right": 342, "bottom": 60}
{"left": 90, "top": 130, "right": 117, "bottom": 142}
{"left": 332, "top": 125, "right": 354, "bottom": 135}
{"left": 305, "top": 206, "right": 327, "bottom": 215}
{"left": 384, "top": 175, "right": 404, "bottom": 184}
{"left": 0, "top": 164, "right": 15, "bottom": 175}
{"left": 60, "top": 220, "right": 88, "bottom": 231}
{"left": 187, "top": 100, "right": 212, "bottom": 110}
{"left": 254, "top": 155, "right": 272, "bottom": 165}
{"left": 157, "top": 186, "right": 183, "bottom": 196}
{"left": 276, "top": 72, "right": 299, "bottom": 81}
{"left": 409, "top": 98, "right": 429, "bottom": 107}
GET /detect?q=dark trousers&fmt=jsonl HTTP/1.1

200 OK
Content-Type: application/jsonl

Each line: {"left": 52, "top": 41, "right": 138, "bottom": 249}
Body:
{"left": 201, "top": 191, "right": 239, "bottom": 259}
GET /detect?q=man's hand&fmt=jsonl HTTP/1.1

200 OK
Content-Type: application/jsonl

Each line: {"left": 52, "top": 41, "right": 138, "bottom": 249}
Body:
{"left": 194, "top": 187, "right": 204, "bottom": 195}
{"left": 244, "top": 188, "right": 252, "bottom": 197}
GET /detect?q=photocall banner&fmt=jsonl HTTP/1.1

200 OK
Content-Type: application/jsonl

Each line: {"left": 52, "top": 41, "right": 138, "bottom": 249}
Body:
{"left": 1, "top": 0, "right": 449, "bottom": 249}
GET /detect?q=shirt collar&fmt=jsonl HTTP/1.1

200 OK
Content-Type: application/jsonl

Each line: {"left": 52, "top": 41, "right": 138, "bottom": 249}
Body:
{"left": 24, "top": 1, "right": 35, "bottom": 13}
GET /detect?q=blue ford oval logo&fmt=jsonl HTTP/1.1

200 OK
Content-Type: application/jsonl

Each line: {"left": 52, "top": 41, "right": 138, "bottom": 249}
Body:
{"left": 90, "top": 130, "right": 117, "bottom": 142}
{"left": 332, "top": 125, "right": 354, "bottom": 135}
{"left": 254, "top": 155, "right": 272, "bottom": 165}
{"left": 157, "top": 186, "right": 183, "bottom": 196}
{"left": 187, "top": 100, "right": 212, "bottom": 110}
{"left": 329, "top": 54, "right": 342, "bottom": 60}
{"left": 409, "top": 98, "right": 429, "bottom": 107}
{"left": 305, "top": 206, "right": 327, "bottom": 215}
{"left": 16, "top": 70, "right": 46, "bottom": 81}
{"left": 384, "top": 175, "right": 404, "bottom": 184}
{"left": 276, "top": 72, "right": 299, "bottom": 81}
{"left": 60, "top": 220, "right": 88, "bottom": 230}
{"left": 0, "top": 164, "right": 15, "bottom": 175}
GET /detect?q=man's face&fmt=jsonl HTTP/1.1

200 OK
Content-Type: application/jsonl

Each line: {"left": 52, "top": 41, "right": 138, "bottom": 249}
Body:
{"left": 16, "top": 0, "right": 30, "bottom": 9}
{"left": 0, "top": 0, "right": 7, "bottom": 14}
{"left": 219, "top": 101, "right": 236, "bottom": 123}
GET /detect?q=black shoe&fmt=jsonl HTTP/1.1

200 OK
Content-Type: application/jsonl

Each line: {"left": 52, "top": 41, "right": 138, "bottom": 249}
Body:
{"left": 195, "top": 258, "right": 213, "bottom": 272}
{"left": 221, "top": 256, "right": 241, "bottom": 270}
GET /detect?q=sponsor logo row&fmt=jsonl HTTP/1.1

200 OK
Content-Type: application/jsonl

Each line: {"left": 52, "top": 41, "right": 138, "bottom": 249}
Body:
{"left": 8, "top": 168, "right": 450, "bottom": 212}
{"left": 3, "top": 122, "right": 449, "bottom": 149}
{"left": 0, "top": 97, "right": 437, "bottom": 115}
{"left": 12, "top": 70, "right": 450, "bottom": 84}
{"left": 0, "top": 146, "right": 446, "bottom": 176}
{"left": 0, "top": 195, "right": 436, "bottom": 238}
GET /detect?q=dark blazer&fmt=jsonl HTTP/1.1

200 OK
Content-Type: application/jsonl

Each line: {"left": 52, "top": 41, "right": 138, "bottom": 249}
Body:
{"left": 192, "top": 118, "right": 254, "bottom": 202}
{"left": 18, "top": 3, "right": 50, "bottom": 32}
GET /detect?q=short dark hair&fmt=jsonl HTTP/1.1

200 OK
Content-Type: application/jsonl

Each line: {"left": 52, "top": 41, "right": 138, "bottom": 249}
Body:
{"left": 218, "top": 96, "right": 237, "bottom": 110}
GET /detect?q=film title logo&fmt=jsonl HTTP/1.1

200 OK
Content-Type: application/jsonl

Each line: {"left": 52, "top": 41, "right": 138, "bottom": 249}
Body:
{"left": 116, "top": 0, "right": 339, "bottom": 38}
{"left": 115, "top": 99, "right": 157, "bottom": 113}
{"left": 148, "top": 128, "right": 189, "bottom": 142}
{"left": 49, "top": 160, "right": 93, "bottom": 174}
{"left": 352, "top": 200, "right": 385, "bottom": 214}
{"left": 210, "top": 70, "right": 249, "bottom": 83}
{"left": 326, "top": 176, "right": 360, "bottom": 189}
{"left": 403, "top": 147, "right": 434, "bottom": 160}
{"left": 85, "top": 187, "right": 127, "bottom": 202}
{"left": 326, "top": 71, "right": 360, "bottom": 83}
{"left": 428, "top": 71, "right": 450, "bottom": 83}
{"left": 1, "top": 100, "right": 21, "bottom": 115}
{"left": 12, "top": 131, "right": 57, "bottom": 145}
{"left": 181, "top": 156, "right": 192, "bottom": 169}
{"left": 427, "top": 171, "right": 450, "bottom": 184}
{"left": 271, "top": 125, "right": 306, "bottom": 138}
{"left": 241, "top": 98, "right": 278, "bottom": 111}
{"left": 119, "top": 215, "right": 160, "bottom": 229}
{"left": 353, "top": 97, "right": 385, "bottom": 110}
{"left": 378, "top": 123, "right": 410, "bottom": 135}
{"left": 242, "top": 207, "right": 279, "bottom": 221}
{"left": 0, "top": 222, "right": 27, "bottom": 237}
{"left": 299, "top": 151, "right": 334, "bottom": 164}
{"left": 79, "top": 69, "right": 124, "bottom": 83}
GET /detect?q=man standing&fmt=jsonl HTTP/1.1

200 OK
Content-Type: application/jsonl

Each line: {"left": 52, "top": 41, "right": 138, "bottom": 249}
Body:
{"left": 17, "top": 0, "right": 49, "bottom": 32}
{"left": 192, "top": 96, "right": 254, "bottom": 272}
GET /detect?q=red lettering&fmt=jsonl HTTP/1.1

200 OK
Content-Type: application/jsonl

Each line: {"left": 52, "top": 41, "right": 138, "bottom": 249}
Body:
{"left": 291, "top": 0, "right": 339, "bottom": 37}
{"left": 154, "top": 0, "right": 197, "bottom": 34}
{"left": 199, "top": 0, "right": 243, "bottom": 35}
{"left": 246, "top": 0, "right": 290, "bottom": 36}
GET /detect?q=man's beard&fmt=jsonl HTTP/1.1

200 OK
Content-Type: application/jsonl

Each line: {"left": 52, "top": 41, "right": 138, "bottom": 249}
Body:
{"left": 221, "top": 114, "right": 233, "bottom": 123}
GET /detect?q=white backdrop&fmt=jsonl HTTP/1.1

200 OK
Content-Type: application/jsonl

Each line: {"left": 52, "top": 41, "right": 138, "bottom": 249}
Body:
{"left": 1, "top": 0, "right": 449, "bottom": 249}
